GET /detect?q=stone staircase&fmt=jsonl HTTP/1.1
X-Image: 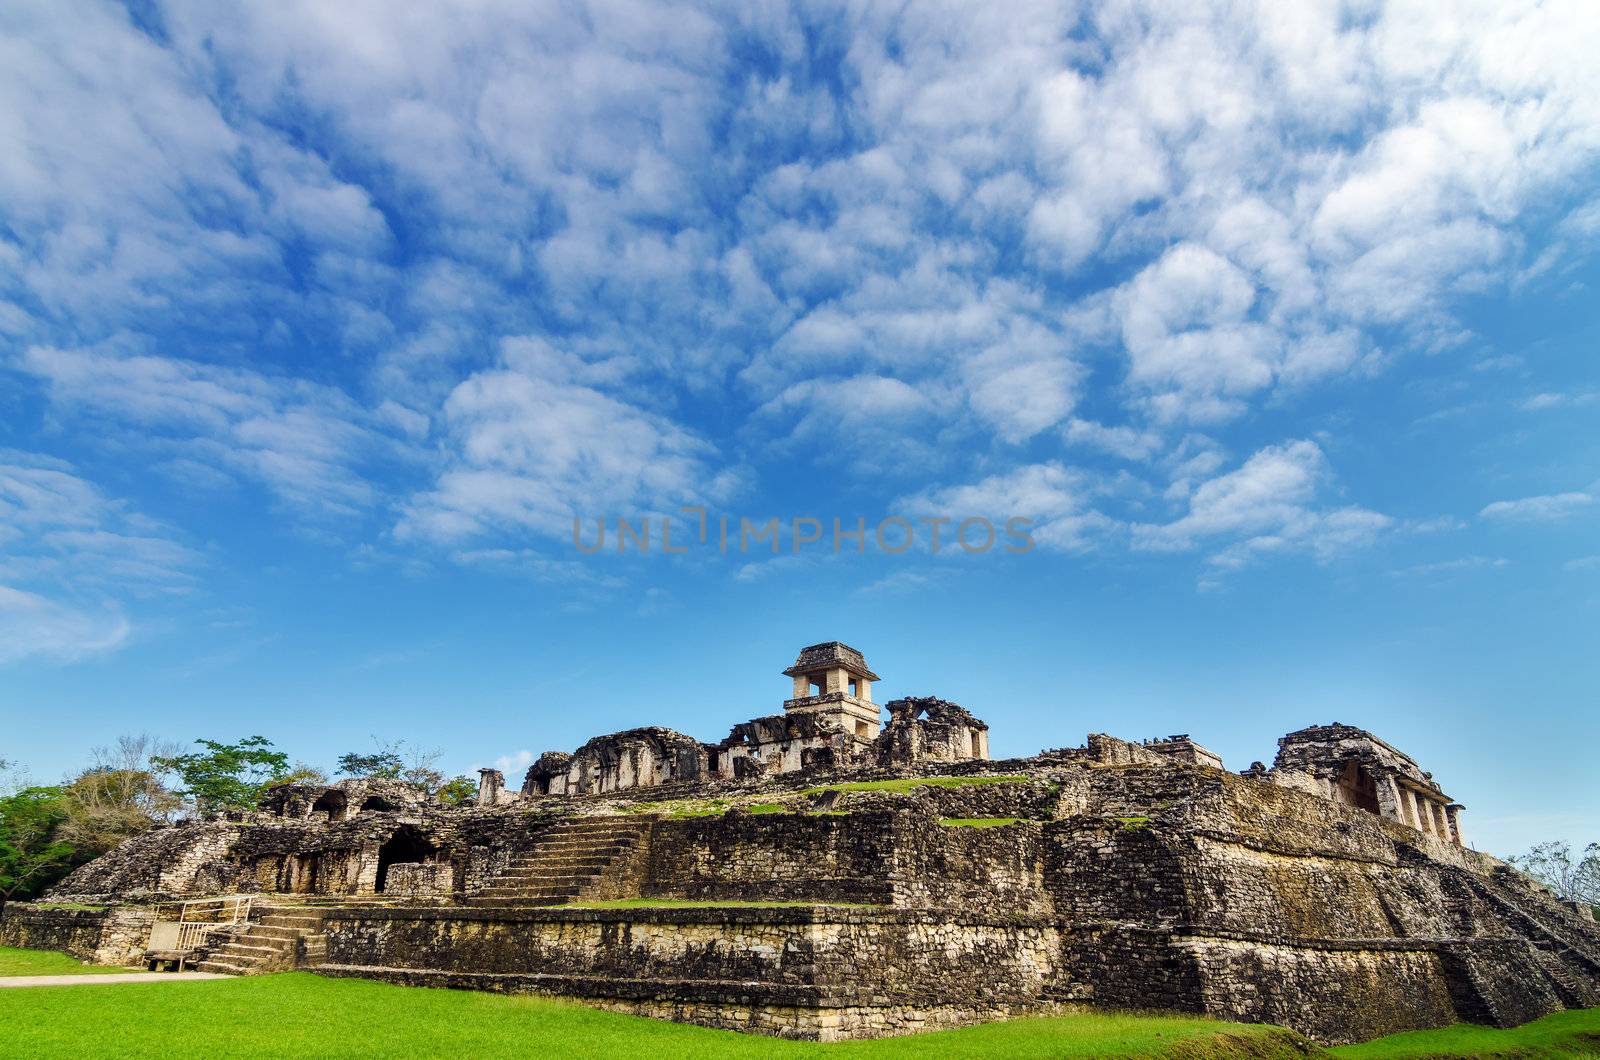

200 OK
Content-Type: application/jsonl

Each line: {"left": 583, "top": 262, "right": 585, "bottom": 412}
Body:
{"left": 468, "top": 818, "right": 651, "bottom": 906}
{"left": 194, "top": 906, "right": 328, "bottom": 975}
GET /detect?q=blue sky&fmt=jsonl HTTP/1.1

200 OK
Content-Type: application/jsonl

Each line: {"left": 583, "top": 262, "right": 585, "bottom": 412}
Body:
{"left": 2, "top": 1, "right": 1596, "bottom": 856}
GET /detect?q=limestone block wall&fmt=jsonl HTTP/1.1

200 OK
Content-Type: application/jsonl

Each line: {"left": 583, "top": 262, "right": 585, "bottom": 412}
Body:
{"left": 642, "top": 812, "right": 898, "bottom": 904}
{"left": 315, "top": 905, "right": 1064, "bottom": 1039}
{"left": 888, "top": 818, "right": 1051, "bottom": 915}
{"left": 47, "top": 823, "right": 244, "bottom": 901}
{"left": 1179, "top": 937, "right": 1458, "bottom": 1044}
{"left": 0, "top": 904, "right": 157, "bottom": 966}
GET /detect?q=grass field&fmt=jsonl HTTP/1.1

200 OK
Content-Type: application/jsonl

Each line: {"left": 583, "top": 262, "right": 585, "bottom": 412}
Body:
{"left": 0, "top": 966, "right": 1310, "bottom": 1059}
{"left": 0, "top": 947, "right": 137, "bottom": 976}
{"left": 1328, "top": 1009, "right": 1600, "bottom": 1058}
{"left": 2, "top": 952, "right": 1595, "bottom": 1058}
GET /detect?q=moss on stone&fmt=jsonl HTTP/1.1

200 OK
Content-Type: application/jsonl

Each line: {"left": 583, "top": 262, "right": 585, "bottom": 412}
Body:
{"left": 799, "top": 775, "right": 1032, "bottom": 796}
{"left": 938, "top": 818, "right": 1023, "bottom": 828}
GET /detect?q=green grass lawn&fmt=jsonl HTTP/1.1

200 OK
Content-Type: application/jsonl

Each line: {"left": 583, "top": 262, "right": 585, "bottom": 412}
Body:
{"left": 799, "top": 775, "right": 1033, "bottom": 795}
{"left": 0, "top": 947, "right": 138, "bottom": 976}
{"left": 4, "top": 953, "right": 1593, "bottom": 1058}
{"left": 0, "top": 969, "right": 1311, "bottom": 1059}
{"left": 1329, "top": 1008, "right": 1600, "bottom": 1059}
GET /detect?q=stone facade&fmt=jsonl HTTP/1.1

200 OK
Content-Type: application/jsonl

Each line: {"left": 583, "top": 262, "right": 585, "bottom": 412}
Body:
{"left": 510, "top": 643, "right": 989, "bottom": 801}
{"left": 10, "top": 642, "right": 1599, "bottom": 1045}
{"left": 1269, "top": 723, "right": 1466, "bottom": 846}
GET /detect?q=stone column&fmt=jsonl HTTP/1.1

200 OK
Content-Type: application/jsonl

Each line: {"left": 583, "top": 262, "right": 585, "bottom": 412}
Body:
{"left": 1405, "top": 788, "right": 1428, "bottom": 834}
{"left": 1380, "top": 775, "right": 1406, "bottom": 823}
{"left": 477, "top": 768, "right": 504, "bottom": 806}
{"left": 1431, "top": 801, "right": 1449, "bottom": 840}
{"left": 1447, "top": 805, "right": 1465, "bottom": 847}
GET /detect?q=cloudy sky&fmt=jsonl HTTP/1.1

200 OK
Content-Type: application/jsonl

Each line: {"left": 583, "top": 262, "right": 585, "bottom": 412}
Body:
{"left": 2, "top": 0, "right": 1597, "bottom": 853}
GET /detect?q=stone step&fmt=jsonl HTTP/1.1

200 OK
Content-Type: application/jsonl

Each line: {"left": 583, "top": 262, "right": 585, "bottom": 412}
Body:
{"left": 477, "top": 883, "right": 582, "bottom": 895}
{"left": 194, "top": 960, "right": 250, "bottom": 975}
{"left": 490, "top": 875, "right": 603, "bottom": 889}
{"left": 218, "top": 941, "right": 293, "bottom": 957}
{"left": 508, "top": 855, "right": 614, "bottom": 868}
{"left": 521, "top": 845, "right": 627, "bottom": 858}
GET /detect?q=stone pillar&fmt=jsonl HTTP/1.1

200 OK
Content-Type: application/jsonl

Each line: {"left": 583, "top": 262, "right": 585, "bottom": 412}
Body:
{"left": 477, "top": 768, "right": 504, "bottom": 806}
{"left": 1446, "top": 804, "right": 1465, "bottom": 846}
{"left": 1404, "top": 787, "right": 1427, "bottom": 834}
{"left": 1379, "top": 775, "right": 1406, "bottom": 824}
{"left": 792, "top": 673, "right": 811, "bottom": 698}
{"left": 1432, "top": 801, "right": 1449, "bottom": 840}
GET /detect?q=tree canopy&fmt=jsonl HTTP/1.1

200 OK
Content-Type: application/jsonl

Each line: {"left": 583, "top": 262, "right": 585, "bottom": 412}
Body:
{"left": 152, "top": 736, "right": 290, "bottom": 815}
{"left": 0, "top": 786, "right": 74, "bottom": 902}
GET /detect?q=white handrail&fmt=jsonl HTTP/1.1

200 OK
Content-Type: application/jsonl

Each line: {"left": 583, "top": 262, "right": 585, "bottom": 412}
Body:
{"left": 151, "top": 895, "right": 256, "bottom": 955}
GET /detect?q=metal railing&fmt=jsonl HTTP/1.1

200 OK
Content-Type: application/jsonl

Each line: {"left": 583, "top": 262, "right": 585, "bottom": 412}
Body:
{"left": 147, "top": 895, "right": 255, "bottom": 956}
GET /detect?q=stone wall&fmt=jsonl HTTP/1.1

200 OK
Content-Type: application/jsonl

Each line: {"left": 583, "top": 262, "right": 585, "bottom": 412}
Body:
{"left": 315, "top": 905, "right": 1061, "bottom": 1041}
{"left": 643, "top": 812, "right": 897, "bottom": 904}
{"left": 0, "top": 904, "right": 157, "bottom": 965}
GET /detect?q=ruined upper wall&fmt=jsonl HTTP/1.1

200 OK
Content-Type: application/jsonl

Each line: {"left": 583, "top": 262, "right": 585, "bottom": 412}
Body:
{"left": 1269, "top": 722, "right": 1465, "bottom": 845}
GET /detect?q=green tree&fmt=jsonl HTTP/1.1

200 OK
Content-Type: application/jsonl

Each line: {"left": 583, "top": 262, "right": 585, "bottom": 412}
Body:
{"left": 337, "top": 739, "right": 444, "bottom": 794}
{"left": 435, "top": 776, "right": 477, "bottom": 807}
{"left": 1508, "top": 840, "right": 1600, "bottom": 907}
{"left": 152, "top": 736, "right": 290, "bottom": 815}
{"left": 0, "top": 786, "right": 75, "bottom": 904}
{"left": 57, "top": 734, "right": 184, "bottom": 855}
{"left": 280, "top": 762, "right": 331, "bottom": 787}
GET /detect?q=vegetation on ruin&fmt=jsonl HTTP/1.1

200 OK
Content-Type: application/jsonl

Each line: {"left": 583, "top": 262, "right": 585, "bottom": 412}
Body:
{"left": 0, "top": 946, "right": 136, "bottom": 976}
{"left": 1117, "top": 816, "right": 1153, "bottom": 831}
{"left": 1330, "top": 1008, "right": 1600, "bottom": 1058}
{"left": 1506, "top": 840, "right": 1600, "bottom": 909}
{"left": 798, "top": 775, "right": 1032, "bottom": 796}
{"left": 937, "top": 817, "right": 1023, "bottom": 828}
{"left": 0, "top": 970, "right": 1321, "bottom": 1058}
{"left": 559, "top": 899, "right": 878, "bottom": 910}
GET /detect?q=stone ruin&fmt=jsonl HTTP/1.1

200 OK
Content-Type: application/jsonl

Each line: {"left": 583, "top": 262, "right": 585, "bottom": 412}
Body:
{"left": 5, "top": 640, "right": 1597, "bottom": 1045}
{"left": 506, "top": 643, "right": 989, "bottom": 798}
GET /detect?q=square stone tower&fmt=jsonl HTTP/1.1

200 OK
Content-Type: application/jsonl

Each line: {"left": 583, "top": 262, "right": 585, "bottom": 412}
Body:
{"left": 782, "top": 641, "right": 882, "bottom": 740}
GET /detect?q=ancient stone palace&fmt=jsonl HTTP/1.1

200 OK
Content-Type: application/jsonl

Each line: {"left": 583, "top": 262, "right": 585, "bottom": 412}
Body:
{"left": 5, "top": 641, "right": 1597, "bottom": 1044}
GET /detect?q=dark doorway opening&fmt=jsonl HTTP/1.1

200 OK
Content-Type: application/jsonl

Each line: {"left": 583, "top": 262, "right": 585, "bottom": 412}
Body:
{"left": 311, "top": 790, "right": 347, "bottom": 820}
{"left": 360, "top": 795, "right": 398, "bottom": 814}
{"left": 1335, "top": 760, "right": 1381, "bottom": 814}
{"left": 375, "top": 826, "right": 436, "bottom": 893}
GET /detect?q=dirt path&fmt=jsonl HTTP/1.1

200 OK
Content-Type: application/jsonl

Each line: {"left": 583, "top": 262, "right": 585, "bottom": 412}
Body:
{"left": 0, "top": 972, "right": 231, "bottom": 988}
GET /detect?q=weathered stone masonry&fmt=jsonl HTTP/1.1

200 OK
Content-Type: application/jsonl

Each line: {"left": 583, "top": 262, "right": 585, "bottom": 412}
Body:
{"left": 7, "top": 641, "right": 1597, "bottom": 1044}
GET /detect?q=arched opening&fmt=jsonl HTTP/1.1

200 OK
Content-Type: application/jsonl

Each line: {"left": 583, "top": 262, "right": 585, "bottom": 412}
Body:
{"left": 359, "top": 794, "right": 398, "bottom": 814}
{"left": 1334, "top": 760, "right": 1381, "bottom": 814}
{"left": 311, "top": 790, "right": 348, "bottom": 821}
{"left": 375, "top": 826, "right": 436, "bottom": 893}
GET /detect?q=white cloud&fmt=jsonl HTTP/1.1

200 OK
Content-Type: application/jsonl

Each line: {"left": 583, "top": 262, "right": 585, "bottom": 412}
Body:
{"left": 3, "top": 0, "right": 1598, "bottom": 582}
{"left": 900, "top": 463, "right": 1112, "bottom": 552}
{"left": 1479, "top": 492, "right": 1595, "bottom": 522}
{"left": 1064, "top": 419, "right": 1165, "bottom": 462}
{"left": 1134, "top": 440, "right": 1393, "bottom": 569}
{"left": 397, "top": 337, "right": 730, "bottom": 544}
{"left": 16, "top": 343, "right": 421, "bottom": 516}
{"left": 0, "top": 452, "right": 196, "bottom": 665}
{"left": 493, "top": 750, "right": 534, "bottom": 776}
{"left": 0, "top": 586, "right": 131, "bottom": 666}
